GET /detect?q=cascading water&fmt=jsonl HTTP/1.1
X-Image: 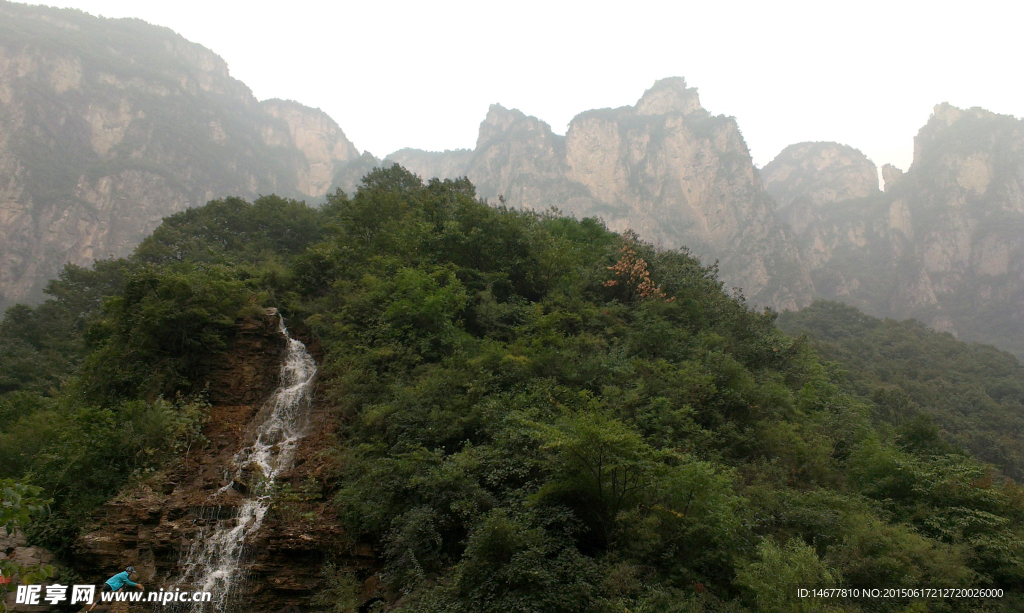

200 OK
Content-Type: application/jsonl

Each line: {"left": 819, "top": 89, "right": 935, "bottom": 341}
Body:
{"left": 173, "top": 318, "right": 316, "bottom": 612}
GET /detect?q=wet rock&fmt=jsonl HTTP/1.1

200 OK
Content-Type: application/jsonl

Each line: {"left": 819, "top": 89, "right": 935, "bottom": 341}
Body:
{"left": 73, "top": 312, "right": 376, "bottom": 612}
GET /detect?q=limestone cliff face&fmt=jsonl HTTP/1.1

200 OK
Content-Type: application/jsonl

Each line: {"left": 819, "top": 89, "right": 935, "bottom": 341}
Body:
{"left": 762, "top": 142, "right": 880, "bottom": 234}
{"left": 563, "top": 80, "right": 814, "bottom": 309}
{"left": 261, "top": 99, "right": 361, "bottom": 197}
{"left": 882, "top": 163, "right": 905, "bottom": 192}
{"left": 380, "top": 78, "right": 813, "bottom": 309}
{"left": 771, "top": 104, "right": 1024, "bottom": 355}
{"left": 889, "top": 104, "right": 1024, "bottom": 349}
{"left": 0, "top": 1, "right": 362, "bottom": 312}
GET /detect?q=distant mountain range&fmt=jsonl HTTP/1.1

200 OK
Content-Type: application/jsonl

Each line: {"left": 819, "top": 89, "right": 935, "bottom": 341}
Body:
{"left": 381, "top": 90, "right": 1024, "bottom": 355}
{"left": 385, "top": 80, "right": 811, "bottom": 311}
{"left": 3, "top": 0, "right": 1024, "bottom": 355}
{"left": 763, "top": 105, "right": 1024, "bottom": 354}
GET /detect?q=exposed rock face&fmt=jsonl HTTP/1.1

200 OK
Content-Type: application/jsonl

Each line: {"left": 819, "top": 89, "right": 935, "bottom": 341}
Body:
{"left": 1, "top": 532, "right": 55, "bottom": 612}
{"left": 633, "top": 77, "right": 702, "bottom": 116}
{"left": 770, "top": 104, "right": 1024, "bottom": 356}
{"left": 762, "top": 142, "right": 880, "bottom": 234}
{"left": 261, "top": 99, "right": 361, "bottom": 198}
{"left": 463, "top": 104, "right": 594, "bottom": 218}
{"left": 382, "top": 78, "right": 813, "bottom": 309}
{"left": 386, "top": 148, "right": 473, "bottom": 186}
{"left": 881, "top": 163, "right": 904, "bottom": 192}
{"left": 74, "top": 311, "right": 378, "bottom": 612}
{"left": 0, "top": 1, "right": 363, "bottom": 312}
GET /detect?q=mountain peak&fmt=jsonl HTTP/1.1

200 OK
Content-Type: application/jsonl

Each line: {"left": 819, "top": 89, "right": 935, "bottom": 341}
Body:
{"left": 635, "top": 77, "right": 702, "bottom": 116}
{"left": 476, "top": 104, "right": 555, "bottom": 149}
{"left": 481, "top": 103, "right": 526, "bottom": 129}
{"left": 930, "top": 102, "right": 965, "bottom": 127}
{"left": 762, "top": 141, "right": 880, "bottom": 233}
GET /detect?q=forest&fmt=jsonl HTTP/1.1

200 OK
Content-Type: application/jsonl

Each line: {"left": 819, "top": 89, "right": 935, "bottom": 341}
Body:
{"left": 1, "top": 166, "right": 1023, "bottom": 612}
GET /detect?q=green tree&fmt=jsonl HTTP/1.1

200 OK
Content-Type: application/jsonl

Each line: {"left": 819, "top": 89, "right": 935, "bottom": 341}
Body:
{"left": 0, "top": 480, "right": 53, "bottom": 610}
{"left": 735, "top": 538, "right": 837, "bottom": 613}
{"left": 534, "top": 412, "right": 662, "bottom": 550}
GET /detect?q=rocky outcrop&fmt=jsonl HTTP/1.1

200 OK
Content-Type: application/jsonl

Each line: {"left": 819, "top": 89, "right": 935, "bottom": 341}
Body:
{"left": 0, "top": 1, "right": 364, "bottom": 313}
{"left": 74, "top": 311, "right": 378, "bottom": 612}
{"left": 386, "top": 148, "right": 472, "bottom": 185}
{"left": 379, "top": 78, "right": 814, "bottom": 310}
{"left": 762, "top": 142, "right": 880, "bottom": 234}
{"left": 881, "top": 163, "right": 904, "bottom": 192}
{"left": 768, "top": 104, "right": 1024, "bottom": 356}
{"left": 1, "top": 532, "right": 55, "bottom": 612}
{"left": 261, "top": 99, "right": 361, "bottom": 198}
{"left": 883, "top": 104, "right": 1024, "bottom": 352}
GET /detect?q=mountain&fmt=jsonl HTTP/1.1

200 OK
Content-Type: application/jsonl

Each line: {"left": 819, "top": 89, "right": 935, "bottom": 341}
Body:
{"left": 0, "top": 0, "right": 363, "bottom": 312}
{"left": 388, "top": 91, "right": 1024, "bottom": 357}
{"left": 765, "top": 104, "right": 1024, "bottom": 355}
{"left": 761, "top": 141, "right": 881, "bottom": 240}
{"left": 7, "top": 0, "right": 1024, "bottom": 358}
{"left": 5, "top": 172, "right": 1024, "bottom": 611}
{"left": 383, "top": 78, "right": 814, "bottom": 310}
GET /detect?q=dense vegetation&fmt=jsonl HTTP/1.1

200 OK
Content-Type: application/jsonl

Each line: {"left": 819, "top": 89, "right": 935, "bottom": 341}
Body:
{"left": 779, "top": 301, "right": 1024, "bottom": 481}
{"left": 2, "top": 167, "right": 1024, "bottom": 611}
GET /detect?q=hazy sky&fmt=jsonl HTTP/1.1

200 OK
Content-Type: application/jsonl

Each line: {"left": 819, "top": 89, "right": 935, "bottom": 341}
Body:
{"left": 38, "top": 0, "right": 1024, "bottom": 171}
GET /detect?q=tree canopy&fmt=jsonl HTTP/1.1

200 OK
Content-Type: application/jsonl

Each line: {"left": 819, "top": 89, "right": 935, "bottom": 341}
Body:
{"left": 1, "top": 167, "right": 1023, "bottom": 612}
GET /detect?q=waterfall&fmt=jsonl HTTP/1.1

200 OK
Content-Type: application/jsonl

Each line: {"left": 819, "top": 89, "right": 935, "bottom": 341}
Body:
{"left": 173, "top": 318, "right": 317, "bottom": 612}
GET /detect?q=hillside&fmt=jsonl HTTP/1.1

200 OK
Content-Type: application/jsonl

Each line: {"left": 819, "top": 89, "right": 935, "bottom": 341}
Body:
{"left": 780, "top": 301, "right": 1024, "bottom": 480}
{"left": 0, "top": 0, "right": 363, "bottom": 312}
{"left": 2, "top": 168, "right": 1023, "bottom": 612}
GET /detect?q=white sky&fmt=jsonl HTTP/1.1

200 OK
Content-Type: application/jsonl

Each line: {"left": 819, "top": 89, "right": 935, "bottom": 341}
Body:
{"left": 35, "top": 0, "right": 1024, "bottom": 170}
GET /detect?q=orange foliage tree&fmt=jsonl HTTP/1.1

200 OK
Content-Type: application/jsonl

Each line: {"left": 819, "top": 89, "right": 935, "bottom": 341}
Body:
{"left": 603, "top": 232, "right": 674, "bottom": 303}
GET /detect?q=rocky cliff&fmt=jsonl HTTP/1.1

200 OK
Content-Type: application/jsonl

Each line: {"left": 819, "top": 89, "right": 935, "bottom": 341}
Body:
{"left": 762, "top": 141, "right": 880, "bottom": 235}
{"left": 74, "top": 310, "right": 379, "bottom": 612}
{"left": 0, "top": 1, "right": 362, "bottom": 313}
{"left": 260, "top": 99, "right": 361, "bottom": 198}
{"left": 766, "top": 105, "right": 1024, "bottom": 355}
{"left": 383, "top": 78, "right": 814, "bottom": 310}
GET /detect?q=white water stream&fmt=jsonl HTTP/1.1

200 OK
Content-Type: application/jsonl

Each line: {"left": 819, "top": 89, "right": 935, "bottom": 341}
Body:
{"left": 174, "top": 319, "right": 316, "bottom": 612}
